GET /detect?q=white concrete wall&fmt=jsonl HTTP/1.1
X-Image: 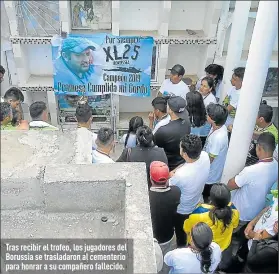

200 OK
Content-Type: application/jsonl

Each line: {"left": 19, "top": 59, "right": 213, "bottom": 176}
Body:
{"left": 169, "top": 1, "right": 207, "bottom": 31}
{"left": 119, "top": 1, "right": 160, "bottom": 31}
{"left": 167, "top": 45, "right": 206, "bottom": 75}
{"left": 119, "top": 90, "right": 157, "bottom": 113}
{"left": 24, "top": 44, "right": 53, "bottom": 76}
{"left": 224, "top": 18, "right": 278, "bottom": 53}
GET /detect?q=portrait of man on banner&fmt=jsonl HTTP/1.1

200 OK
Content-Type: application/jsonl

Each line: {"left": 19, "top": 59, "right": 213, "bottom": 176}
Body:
{"left": 53, "top": 37, "right": 103, "bottom": 89}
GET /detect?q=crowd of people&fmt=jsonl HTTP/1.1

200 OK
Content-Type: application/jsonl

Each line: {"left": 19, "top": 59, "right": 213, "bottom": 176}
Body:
{"left": 1, "top": 63, "right": 278, "bottom": 273}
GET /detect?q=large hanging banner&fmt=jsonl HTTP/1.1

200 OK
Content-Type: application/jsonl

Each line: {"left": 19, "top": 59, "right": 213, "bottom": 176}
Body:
{"left": 51, "top": 34, "right": 154, "bottom": 97}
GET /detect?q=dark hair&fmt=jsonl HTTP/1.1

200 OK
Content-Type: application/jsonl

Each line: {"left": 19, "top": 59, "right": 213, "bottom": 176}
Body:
{"left": 125, "top": 116, "right": 144, "bottom": 147}
{"left": 97, "top": 127, "right": 114, "bottom": 146}
{"left": 206, "top": 103, "right": 228, "bottom": 126}
{"left": 209, "top": 184, "right": 233, "bottom": 233}
{"left": 191, "top": 222, "right": 213, "bottom": 273}
{"left": 201, "top": 76, "right": 216, "bottom": 93}
{"left": 257, "top": 132, "right": 276, "bottom": 154}
{"left": 180, "top": 134, "right": 202, "bottom": 159}
{"left": 29, "top": 101, "right": 47, "bottom": 120}
{"left": 205, "top": 64, "right": 224, "bottom": 81}
{"left": 186, "top": 91, "right": 207, "bottom": 127}
{"left": 233, "top": 67, "right": 245, "bottom": 80}
{"left": 136, "top": 125, "right": 154, "bottom": 147}
{"left": 4, "top": 87, "right": 24, "bottom": 102}
{"left": 0, "top": 102, "right": 11, "bottom": 122}
{"left": 75, "top": 103, "right": 92, "bottom": 123}
{"left": 152, "top": 97, "right": 167, "bottom": 113}
{"left": 0, "top": 65, "right": 5, "bottom": 74}
{"left": 258, "top": 104, "right": 273, "bottom": 123}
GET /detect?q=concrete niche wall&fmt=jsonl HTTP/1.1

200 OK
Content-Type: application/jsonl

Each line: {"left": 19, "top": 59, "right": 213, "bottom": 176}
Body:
{"left": 167, "top": 44, "right": 206, "bottom": 76}
{"left": 24, "top": 44, "right": 53, "bottom": 76}
{"left": 119, "top": 1, "right": 161, "bottom": 31}
{"left": 169, "top": 1, "right": 207, "bottom": 31}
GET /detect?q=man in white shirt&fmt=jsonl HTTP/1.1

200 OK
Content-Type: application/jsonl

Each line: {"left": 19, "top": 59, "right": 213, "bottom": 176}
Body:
{"left": 228, "top": 132, "right": 278, "bottom": 222}
{"left": 244, "top": 197, "right": 278, "bottom": 250}
{"left": 228, "top": 132, "right": 278, "bottom": 262}
{"left": 158, "top": 64, "right": 190, "bottom": 100}
{"left": 74, "top": 103, "right": 98, "bottom": 164}
{"left": 148, "top": 97, "right": 170, "bottom": 134}
{"left": 223, "top": 67, "right": 245, "bottom": 129}
{"left": 75, "top": 102, "right": 97, "bottom": 149}
{"left": 203, "top": 103, "right": 229, "bottom": 203}
{"left": 92, "top": 127, "right": 115, "bottom": 163}
{"left": 169, "top": 134, "right": 210, "bottom": 247}
{"left": 29, "top": 101, "right": 58, "bottom": 130}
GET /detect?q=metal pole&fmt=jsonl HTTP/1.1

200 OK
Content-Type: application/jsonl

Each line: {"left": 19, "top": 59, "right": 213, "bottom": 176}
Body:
{"left": 219, "top": 1, "right": 251, "bottom": 103}
{"left": 221, "top": 1, "right": 278, "bottom": 184}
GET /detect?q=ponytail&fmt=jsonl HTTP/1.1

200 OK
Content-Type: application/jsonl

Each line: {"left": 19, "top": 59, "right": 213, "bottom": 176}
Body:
{"left": 200, "top": 246, "right": 212, "bottom": 273}
{"left": 191, "top": 222, "right": 213, "bottom": 274}
{"left": 209, "top": 205, "right": 233, "bottom": 233}
{"left": 125, "top": 116, "right": 144, "bottom": 147}
{"left": 136, "top": 125, "right": 153, "bottom": 147}
{"left": 209, "top": 183, "right": 233, "bottom": 233}
{"left": 124, "top": 132, "right": 130, "bottom": 147}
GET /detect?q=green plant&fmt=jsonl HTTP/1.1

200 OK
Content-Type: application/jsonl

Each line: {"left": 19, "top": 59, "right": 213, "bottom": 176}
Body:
{"left": 271, "top": 189, "right": 278, "bottom": 211}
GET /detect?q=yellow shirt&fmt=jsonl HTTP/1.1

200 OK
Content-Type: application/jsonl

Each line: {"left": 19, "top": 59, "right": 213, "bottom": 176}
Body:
{"left": 255, "top": 123, "right": 278, "bottom": 144}
{"left": 183, "top": 203, "right": 239, "bottom": 251}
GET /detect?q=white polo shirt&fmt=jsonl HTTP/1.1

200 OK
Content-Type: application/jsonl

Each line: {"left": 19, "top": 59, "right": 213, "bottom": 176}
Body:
{"left": 248, "top": 197, "right": 278, "bottom": 249}
{"left": 203, "top": 93, "right": 217, "bottom": 107}
{"left": 203, "top": 125, "right": 228, "bottom": 184}
{"left": 169, "top": 151, "right": 210, "bottom": 214}
{"left": 231, "top": 160, "right": 278, "bottom": 221}
{"left": 164, "top": 242, "right": 221, "bottom": 274}
{"left": 159, "top": 79, "right": 190, "bottom": 100}
{"left": 92, "top": 150, "right": 115, "bottom": 164}
{"left": 225, "top": 86, "right": 241, "bottom": 126}
{"left": 196, "top": 76, "right": 222, "bottom": 101}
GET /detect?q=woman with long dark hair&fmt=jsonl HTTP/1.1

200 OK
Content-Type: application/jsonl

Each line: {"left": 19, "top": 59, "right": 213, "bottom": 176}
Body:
{"left": 120, "top": 116, "right": 144, "bottom": 148}
{"left": 117, "top": 125, "right": 168, "bottom": 187}
{"left": 198, "top": 77, "right": 217, "bottom": 146}
{"left": 186, "top": 91, "right": 207, "bottom": 146}
{"left": 199, "top": 77, "right": 217, "bottom": 108}
{"left": 184, "top": 184, "right": 239, "bottom": 271}
{"left": 196, "top": 64, "right": 224, "bottom": 101}
{"left": 165, "top": 222, "right": 221, "bottom": 273}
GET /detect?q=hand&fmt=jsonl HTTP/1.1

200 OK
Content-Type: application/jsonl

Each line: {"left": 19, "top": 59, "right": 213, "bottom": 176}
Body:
{"left": 253, "top": 230, "right": 264, "bottom": 241}
{"left": 227, "top": 125, "right": 233, "bottom": 132}
{"left": 244, "top": 223, "right": 254, "bottom": 239}
{"left": 148, "top": 112, "right": 154, "bottom": 122}
{"left": 274, "top": 221, "right": 278, "bottom": 234}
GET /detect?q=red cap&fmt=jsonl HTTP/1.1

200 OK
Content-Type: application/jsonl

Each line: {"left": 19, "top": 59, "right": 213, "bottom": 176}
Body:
{"left": 150, "top": 161, "right": 169, "bottom": 185}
